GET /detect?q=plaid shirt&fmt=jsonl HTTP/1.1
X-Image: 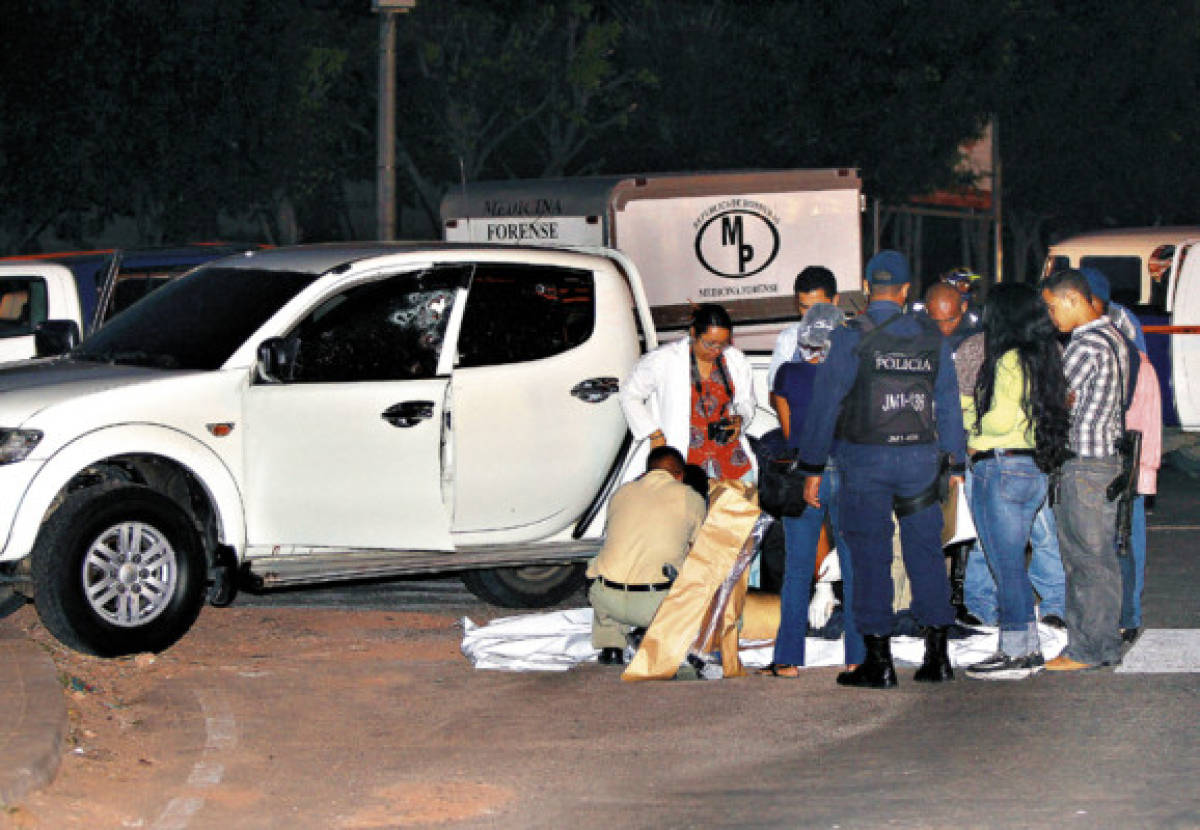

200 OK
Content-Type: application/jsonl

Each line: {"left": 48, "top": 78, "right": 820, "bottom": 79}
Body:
{"left": 1063, "top": 317, "right": 1128, "bottom": 458}
{"left": 1107, "top": 305, "right": 1140, "bottom": 346}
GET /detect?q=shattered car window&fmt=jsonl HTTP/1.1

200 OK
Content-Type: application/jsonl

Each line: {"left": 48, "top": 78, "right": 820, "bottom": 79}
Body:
{"left": 290, "top": 266, "right": 465, "bottom": 383}
{"left": 457, "top": 265, "right": 594, "bottom": 368}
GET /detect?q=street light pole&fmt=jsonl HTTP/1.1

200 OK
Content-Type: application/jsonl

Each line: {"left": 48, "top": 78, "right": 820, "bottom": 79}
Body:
{"left": 373, "top": 1, "right": 416, "bottom": 241}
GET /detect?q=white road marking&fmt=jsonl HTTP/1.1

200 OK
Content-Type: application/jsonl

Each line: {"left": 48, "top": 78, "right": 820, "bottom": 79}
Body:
{"left": 1148, "top": 524, "right": 1200, "bottom": 531}
{"left": 1115, "top": 629, "right": 1200, "bottom": 673}
{"left": 152, "top": 797, "right": 203, "bottom": 830}
{"left": 151, "top": 689, "right": 238, "bottom": 830}
{"left": 198, "top": 690, "right": 237, "bottom": 751}
{"left": 186, "top": 762, "right": 225, "bottom": 787}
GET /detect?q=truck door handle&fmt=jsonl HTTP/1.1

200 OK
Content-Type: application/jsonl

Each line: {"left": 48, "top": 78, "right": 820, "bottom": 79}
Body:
{"left": 381, "top": 401, "right": 435, "bottom": 428}
{"left": 570, "top": 377, "right": 619, "bottom": 403}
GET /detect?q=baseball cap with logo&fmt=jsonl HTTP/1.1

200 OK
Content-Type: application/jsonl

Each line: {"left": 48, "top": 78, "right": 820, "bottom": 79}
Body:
{"left": 865, "top": 249, "right": 911, "bottom": 286}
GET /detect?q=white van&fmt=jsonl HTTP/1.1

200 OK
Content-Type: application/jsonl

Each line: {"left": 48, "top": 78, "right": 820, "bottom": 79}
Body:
{"left": 1042, "top": 226, "right": 1200, "bottom": 312}
{"left": 1043, "top": 227, "right": 1200, "bottom": 428}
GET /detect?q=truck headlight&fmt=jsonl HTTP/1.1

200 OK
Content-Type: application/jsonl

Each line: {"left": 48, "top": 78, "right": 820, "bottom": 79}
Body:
{"left": 0, "top": 429, "right": 43, "bottom": 464}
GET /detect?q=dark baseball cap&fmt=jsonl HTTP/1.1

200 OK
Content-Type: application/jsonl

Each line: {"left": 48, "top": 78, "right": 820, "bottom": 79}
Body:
{"left": 865, "top": 250, "right": 911, "bottom": 286}
{"left": 1081, "top": 266, "right": 1111, "bottom": 303}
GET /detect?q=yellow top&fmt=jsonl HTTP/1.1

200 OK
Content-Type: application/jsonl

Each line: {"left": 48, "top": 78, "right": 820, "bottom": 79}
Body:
{"left": 964, "top": 349, "right": 1036, "bottom": 452}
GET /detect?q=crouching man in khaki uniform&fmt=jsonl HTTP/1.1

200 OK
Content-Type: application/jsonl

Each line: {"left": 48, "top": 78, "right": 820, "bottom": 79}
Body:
{"left": 588, "top": 446, "right": 707, "bottom": 665}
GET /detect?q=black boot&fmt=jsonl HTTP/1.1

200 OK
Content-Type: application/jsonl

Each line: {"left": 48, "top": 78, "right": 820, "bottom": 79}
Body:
{"left": 598, "top": 647, "right": 625, "bottom": 666}
{"left": 836, "top": 635, "right": 897, "bottom": 688}
{"left": 913, "top": 625, "right": 954, "bottom": 682}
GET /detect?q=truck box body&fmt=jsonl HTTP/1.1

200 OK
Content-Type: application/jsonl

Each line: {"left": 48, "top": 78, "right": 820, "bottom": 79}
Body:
{"left": 441, "top": 169, "right": 863, "bottom": 351}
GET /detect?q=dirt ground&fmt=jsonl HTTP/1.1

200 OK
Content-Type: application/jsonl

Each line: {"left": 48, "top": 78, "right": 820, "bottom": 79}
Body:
{"left": 2, "top": 600, "right": 515, "bottom": 829}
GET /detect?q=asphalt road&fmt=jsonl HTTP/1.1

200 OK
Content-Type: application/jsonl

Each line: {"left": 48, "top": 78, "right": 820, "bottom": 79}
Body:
{"left": 224, "top": 465, "right": 1200, "bottom": 828}
{"left": 8, "top": 466, "right": 1199, "bottom": 829}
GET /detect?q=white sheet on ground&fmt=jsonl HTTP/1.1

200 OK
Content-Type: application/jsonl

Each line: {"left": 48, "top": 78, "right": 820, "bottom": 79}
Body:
{"left": 461, "top": 608, "right": 1067, "bottom": 673}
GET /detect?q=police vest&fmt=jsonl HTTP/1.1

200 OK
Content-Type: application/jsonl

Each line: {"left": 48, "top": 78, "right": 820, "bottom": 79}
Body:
{"left": 836, "top": 312, "right": 941, "bottom": 445}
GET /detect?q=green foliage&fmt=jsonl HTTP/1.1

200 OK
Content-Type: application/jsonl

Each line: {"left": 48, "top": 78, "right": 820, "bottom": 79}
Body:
{"left": 392, "top": 0, "right": 658, "bottom": 223}
{"left": 1, "top": 0, "right": 1197, "bottom": 251}
{"left": 0, "top": 0, "right": 374, "bottom": 250}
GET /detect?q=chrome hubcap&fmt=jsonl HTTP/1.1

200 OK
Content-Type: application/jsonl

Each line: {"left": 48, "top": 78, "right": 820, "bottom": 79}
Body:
{"left": 82, "top": 521, "right": 177, "bottom": 627}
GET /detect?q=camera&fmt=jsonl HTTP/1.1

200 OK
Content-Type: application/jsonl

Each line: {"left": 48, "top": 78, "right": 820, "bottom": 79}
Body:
{"left": 707, "top": 417, "right": 737, "bottom": 444}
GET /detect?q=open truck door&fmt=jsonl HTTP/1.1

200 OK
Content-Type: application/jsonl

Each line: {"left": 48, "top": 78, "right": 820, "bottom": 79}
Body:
{"left": 1168, "top": 240, "right": 1200, "bottom": 429}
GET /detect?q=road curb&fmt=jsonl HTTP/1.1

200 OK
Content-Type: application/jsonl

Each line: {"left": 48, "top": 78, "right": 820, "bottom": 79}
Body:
{"left": 0, "top": 621, "right": 67, "bottom": 806}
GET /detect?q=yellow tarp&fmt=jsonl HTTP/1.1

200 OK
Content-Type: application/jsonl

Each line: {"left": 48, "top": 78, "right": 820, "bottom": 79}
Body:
{"left": 622, "top": 480, "right": 763, "bottom": 682}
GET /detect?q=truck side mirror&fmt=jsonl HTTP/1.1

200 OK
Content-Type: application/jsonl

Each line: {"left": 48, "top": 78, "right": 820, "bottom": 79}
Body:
{"left": 34, "top": 320, "right": 81, "bottom": 357}
{"left": 255, "top": 337, "right": 299, "bottom": 383}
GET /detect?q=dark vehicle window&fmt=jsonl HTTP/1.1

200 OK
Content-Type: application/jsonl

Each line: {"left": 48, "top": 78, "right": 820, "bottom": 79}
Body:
{"left": 1080, "top": 256, "right": 1141, "bottom": 308}
{"left": 457, "top": 265, "right": 594, "bottom": 368}
{"left": 289, "top": 267, "right": 465, "bottom": 383}
{"left": 1042, "top": 255, "right": 1070, "bottom": 278}
{"left": 0, "top": 277, "right": 47, "bottom": 338}
{"left": 106, "top": 273, "right": 182, "bottom": 318}
{"left": 75, "top": 267, "right": 318, "bottom": 371}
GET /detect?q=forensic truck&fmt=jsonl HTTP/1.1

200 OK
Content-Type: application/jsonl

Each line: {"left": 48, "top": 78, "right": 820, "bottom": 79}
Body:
{"left": 440, "top": 169, "right": 865, "bottom": 351}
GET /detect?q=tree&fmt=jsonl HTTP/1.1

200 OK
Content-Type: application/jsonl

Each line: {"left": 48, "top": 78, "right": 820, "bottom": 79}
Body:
{"left": 995, "top": 0, "right": 1200, "bottom": 280}
{"left": 391, "top": 0, "right": 656, "bottom": 229}
{"left": 0, "top": 0, "right": 377, "bottom": 252}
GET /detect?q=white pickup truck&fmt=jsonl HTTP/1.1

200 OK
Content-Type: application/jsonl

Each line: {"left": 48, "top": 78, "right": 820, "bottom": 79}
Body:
{"left": 0, "top": 243, "right": 778, "bottom": 656}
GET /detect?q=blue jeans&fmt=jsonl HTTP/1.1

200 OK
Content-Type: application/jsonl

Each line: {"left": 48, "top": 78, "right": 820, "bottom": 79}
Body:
{"left": 964, "top": 473, "right": 1065, "bottom": 622}
{"left": 835, "top": 442, "right": 954, "bottom": 636}
{"left": 774, "top": 477, "right": 829, "bottom": 666}
{"left": 970, "top": 452, "right": 1047, "bottom": 657}
{"left": 774, "top": 468, "right": 865, "bottom": 666}
{"left": 1119, "top": 495, "right": 1146, "bottom": 629}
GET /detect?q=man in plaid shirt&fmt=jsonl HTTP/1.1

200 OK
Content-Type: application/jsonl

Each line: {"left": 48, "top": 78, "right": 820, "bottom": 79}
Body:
{"left": 1040, "top": 269, "right": 1130, "bottom": 670}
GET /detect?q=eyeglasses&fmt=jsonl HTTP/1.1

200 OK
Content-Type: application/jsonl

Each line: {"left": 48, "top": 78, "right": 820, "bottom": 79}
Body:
{"left": 696, "top": 337, "right": 729, "bottom": 352}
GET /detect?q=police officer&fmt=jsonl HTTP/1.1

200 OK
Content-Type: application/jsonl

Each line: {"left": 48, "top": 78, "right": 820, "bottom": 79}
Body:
{"left": 797, "top": 250, "right": 967, "bottom": 688}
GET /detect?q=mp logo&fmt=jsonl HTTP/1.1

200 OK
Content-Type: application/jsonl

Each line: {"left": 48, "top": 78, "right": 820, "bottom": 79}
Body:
{"left": 693, "top": 209, "right": 780, "bottom": 278}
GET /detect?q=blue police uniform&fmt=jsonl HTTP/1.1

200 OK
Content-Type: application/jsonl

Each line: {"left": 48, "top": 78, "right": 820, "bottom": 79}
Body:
{"left": 798, "top": 300, "right": 967, "bottom": 639}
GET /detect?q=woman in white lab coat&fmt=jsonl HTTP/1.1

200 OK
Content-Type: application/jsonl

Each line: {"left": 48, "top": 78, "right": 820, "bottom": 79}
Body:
{"left": 620, "top": 304, "right": 756, "bottom": 482}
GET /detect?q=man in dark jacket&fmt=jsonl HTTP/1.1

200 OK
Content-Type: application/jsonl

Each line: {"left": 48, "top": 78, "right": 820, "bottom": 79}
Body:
{"left": 798, "top": 250, "right": 968, "bottom": 688}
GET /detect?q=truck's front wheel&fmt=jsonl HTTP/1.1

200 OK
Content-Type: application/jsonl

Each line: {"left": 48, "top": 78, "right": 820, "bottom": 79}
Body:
{"left": 32, "top": 485, "right": 207, "bottom": 657}
{"left": 461, "top": 563, "right": 586, "bottom": 608}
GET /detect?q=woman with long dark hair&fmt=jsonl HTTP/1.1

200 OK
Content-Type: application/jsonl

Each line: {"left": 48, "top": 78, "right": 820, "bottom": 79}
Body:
{"left": 964, "top": 283, "right": 1071, "bottom": 680}
{"left": 620, "top": 303, "right": 756, "bottom": 483}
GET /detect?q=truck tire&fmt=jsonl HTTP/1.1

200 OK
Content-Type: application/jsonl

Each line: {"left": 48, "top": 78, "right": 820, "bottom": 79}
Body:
{"left": 461, "top": 563, "right": 586, "bottom": 608}
{"left": 31, "top": 484, "right": 207, "bottom": 657}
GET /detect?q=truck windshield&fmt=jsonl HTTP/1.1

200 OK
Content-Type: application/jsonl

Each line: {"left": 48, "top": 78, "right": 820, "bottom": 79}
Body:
{"left": 73, "top": 267, "right": 318, "bottom": 371}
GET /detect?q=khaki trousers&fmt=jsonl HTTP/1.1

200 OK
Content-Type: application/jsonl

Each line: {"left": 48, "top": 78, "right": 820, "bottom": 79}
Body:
{"left": 589, "top": 580, "right": 669, "bottom": 649}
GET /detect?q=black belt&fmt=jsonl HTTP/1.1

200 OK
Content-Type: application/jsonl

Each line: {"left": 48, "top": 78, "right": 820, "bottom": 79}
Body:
{"left": 893, "top": 481, "right": 940, "bottom": 518}
{"left": 598, "top": 576, "right": 673, "bottom": 592}
{"left": 970, "top": 448, "right": 1036, "bottom": 463}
